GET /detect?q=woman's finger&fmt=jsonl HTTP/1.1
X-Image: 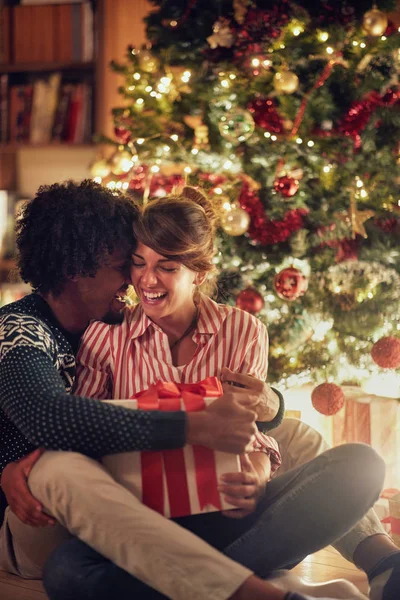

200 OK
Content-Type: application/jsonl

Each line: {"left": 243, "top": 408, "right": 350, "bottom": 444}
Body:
{"left": 220, "top": 471, "right": 256, "bottom": 485}
{"left": 219, "top": 483, "right": 256, "bottom": 499}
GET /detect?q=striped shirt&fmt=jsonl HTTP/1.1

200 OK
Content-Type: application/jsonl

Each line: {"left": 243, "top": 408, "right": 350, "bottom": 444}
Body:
{"left": 75, "top": 294, "right": 281, "bottom": 471}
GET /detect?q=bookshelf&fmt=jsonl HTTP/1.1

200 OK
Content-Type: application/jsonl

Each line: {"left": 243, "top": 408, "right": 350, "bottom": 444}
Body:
{"left": 1, "top": 61, "right": 95, "bottom": 74}
{"left": 0, "top": 0, "right": 97, "bottom": 299}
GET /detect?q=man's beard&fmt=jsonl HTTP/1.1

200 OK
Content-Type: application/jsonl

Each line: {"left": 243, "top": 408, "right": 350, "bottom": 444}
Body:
{"left": 102, "top": 309, "right": 125, "bottom": 325}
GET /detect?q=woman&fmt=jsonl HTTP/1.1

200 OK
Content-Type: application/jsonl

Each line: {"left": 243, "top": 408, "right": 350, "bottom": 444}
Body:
{"left": 44, "top": 187, "right": 382, "bottom": 600}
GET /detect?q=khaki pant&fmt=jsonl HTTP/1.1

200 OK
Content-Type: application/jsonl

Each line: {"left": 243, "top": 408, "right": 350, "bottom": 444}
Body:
{"left": 0, "top": 419, "right": 387, "bottom": 598}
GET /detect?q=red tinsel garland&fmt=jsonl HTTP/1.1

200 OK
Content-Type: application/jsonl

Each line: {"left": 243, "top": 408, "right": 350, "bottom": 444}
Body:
{"left": 239, "top": 182, "right": 307, "bottom": 245}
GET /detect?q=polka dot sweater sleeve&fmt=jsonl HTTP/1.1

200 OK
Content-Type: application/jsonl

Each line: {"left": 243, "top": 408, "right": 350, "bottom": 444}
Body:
{"left": 0, "top": 306, "right": 186, "bottom": 474}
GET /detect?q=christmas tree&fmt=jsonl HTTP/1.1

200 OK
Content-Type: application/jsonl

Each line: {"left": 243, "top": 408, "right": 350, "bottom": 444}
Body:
{"left": 92, "top": 0, "right": 400, "bottom": 397}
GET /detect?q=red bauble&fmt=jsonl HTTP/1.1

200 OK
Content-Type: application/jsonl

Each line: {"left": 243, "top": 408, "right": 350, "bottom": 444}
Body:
{"left": 311, "top": 383, "right": 345, "bottom": 416}
{"left": 236, "top": 287, "right": 264, "bottom": 315}
{"left": 248, "top": 97, "right": 284, "bottom": 134}
{"left": 114, "top": 126, "right": 132, "bottom": 144}
{"left": 274, "top": 267, "right": 308, "bottom": 301}
{"left": 274, "top": 175, "right": 299, "bottom": 198}
{"left": 371, "top": 336, "right": 400, "bottom": 369}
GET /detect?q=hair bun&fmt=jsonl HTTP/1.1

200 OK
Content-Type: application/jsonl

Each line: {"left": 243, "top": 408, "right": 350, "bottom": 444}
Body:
{"left": 182, "top": 186, "right": 217, "bottom": 234}
{"left": 182, "top": 186, "right": 208, "bottom": 204}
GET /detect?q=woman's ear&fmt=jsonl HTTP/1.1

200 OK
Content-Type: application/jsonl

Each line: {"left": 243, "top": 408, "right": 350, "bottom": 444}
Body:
{"left": 194, "top": 272, "right": 207, "bottom": 287}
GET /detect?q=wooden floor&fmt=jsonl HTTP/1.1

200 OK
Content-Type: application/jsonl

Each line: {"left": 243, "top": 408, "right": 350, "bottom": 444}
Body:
{"left": 0, "top": 546, "right": 368, "bottom": 599}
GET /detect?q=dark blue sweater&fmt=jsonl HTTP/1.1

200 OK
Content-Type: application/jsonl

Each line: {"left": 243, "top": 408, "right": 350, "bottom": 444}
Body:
{"left": 0, "top": 294, "right": 186, "bottom": 476}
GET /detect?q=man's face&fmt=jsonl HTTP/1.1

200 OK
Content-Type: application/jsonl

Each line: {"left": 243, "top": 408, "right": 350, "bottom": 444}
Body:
{"left": 74, "top": 248, "right": 133, "bottom": 325}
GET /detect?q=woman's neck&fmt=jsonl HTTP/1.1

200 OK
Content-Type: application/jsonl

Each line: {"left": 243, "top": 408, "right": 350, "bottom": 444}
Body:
{"left": 151, "top": 303, "right": 198, "bottom": 340}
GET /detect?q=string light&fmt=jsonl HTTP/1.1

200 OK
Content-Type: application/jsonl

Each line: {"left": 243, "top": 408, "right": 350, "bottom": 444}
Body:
{"left": 318, "top": 31, "right": 329, "bottom": 42}
{"left": 133, "top": 73, "right": 141, "bottom": 80}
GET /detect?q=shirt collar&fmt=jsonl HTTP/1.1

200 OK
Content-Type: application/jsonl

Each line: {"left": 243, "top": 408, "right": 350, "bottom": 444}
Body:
{"left": 126, "top": 293, "right": 226, "bottom": 340}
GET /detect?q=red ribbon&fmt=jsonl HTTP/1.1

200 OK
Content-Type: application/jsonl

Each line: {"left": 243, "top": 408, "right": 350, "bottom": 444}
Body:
{"left": 135, "top": 378, "right": 223, "bottom": 517}
{"left": 291, "top": 59, "right": 340, "bottom": 137}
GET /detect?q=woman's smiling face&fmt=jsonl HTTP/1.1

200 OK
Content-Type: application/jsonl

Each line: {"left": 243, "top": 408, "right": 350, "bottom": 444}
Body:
{"left": 130, "top": 242, "right": 199, "bottom": 321}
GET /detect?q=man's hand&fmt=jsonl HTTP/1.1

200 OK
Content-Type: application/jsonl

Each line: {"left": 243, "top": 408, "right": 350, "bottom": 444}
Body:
{"left": 219, "top": 452, "right": 271, "bottom": 519}
{"left": 221, "top": 367, "right": 279, "bottom": 422}
{"left": 186, "top": 390, "right": 257, "bottom": 454}
{"left": 0, "top": 449, "right": 56, "bottom": 527}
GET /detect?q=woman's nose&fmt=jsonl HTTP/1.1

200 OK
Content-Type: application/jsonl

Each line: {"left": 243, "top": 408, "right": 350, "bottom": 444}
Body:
{"left": 141, "top": 268, "right": 158, "bottom": 286}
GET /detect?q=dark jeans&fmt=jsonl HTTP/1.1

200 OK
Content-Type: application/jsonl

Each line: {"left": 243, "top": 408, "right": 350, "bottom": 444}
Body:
{"left": 43, "top": 444, "right": 385, "bottom": 600}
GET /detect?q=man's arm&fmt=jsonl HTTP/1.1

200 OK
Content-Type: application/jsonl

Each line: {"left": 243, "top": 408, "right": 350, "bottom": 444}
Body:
{"left": 1, "top": 345, "right": 259, "bottom": 471}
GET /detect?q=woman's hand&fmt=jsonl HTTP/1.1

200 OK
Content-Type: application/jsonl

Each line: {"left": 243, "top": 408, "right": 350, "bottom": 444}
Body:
{"left": 0, "top": 449, "right": 56, "bottom": 527}
{"left": 219, "top": 452, "right": 271, "bottom": 519}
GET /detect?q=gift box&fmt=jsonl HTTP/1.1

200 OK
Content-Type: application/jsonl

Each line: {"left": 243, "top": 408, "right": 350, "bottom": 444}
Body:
{"left": 374, "top": 488, "right": 400, "bottom": 534}
{"left": 102, "top": 378, "right": 241, "bottom": 518}
{"left": 388, "top": 491, "right": 400, "bottom": 547}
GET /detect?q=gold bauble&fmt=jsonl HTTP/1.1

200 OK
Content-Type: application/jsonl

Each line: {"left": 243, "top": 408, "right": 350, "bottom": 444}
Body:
{"left": 273, "top": 70, "right": 299, "bottom": 94}
{"left": 138, "top": 49, "right": 160, "bottom": 73}
{"left": 362, "top": 7, "right": 388, "bottom": 37}
{"left": 218, "top": 108, "right": 255, "bottom": 143}
{"left": 220, "top": 204, "right": 250, "bottom": 236}
{"left": 90, "top": 159, "right": 111, "bottom": 179}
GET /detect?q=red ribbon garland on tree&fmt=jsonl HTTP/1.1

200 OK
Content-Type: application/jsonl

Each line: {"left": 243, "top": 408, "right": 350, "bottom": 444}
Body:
{"left": 291, "top": 58, "right": 342, "bottom": 136}
{"left": 239, "top": 181, "right": 307, "bottom": 245}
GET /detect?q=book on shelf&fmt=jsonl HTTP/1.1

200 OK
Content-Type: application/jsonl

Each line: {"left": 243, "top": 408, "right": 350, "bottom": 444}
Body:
{"left": 0, "top": 74, "right": 8, "bottom": 143}
{"left": 4, "top": 72, "right": 93, "bottom": 145}
{"left": 9, "top": 84, "right": 33, "bottom": 143}
{"left": 30, "top": 72, "right": 61, "bottom": 144}
{"left": 12, "top": 2, "right": 94, "bottom": 63}
{"left": 0, "top": 190, "right": 17, "bottom": 261}
{"left": 0, "top": 6, "right": 11, "bottom": 64}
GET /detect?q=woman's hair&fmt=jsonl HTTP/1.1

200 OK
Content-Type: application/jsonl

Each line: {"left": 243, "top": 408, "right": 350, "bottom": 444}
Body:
{"left": 132, "top": 186, "right": 218, "bottom": 282}
{"left": 16, "top": 179, "right": 138, "bottom": 295}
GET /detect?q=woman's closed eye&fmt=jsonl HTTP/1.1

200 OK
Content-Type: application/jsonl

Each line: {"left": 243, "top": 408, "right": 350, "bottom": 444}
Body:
{"left": 132, "top": 261, "right": 177, "bottom": 273}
